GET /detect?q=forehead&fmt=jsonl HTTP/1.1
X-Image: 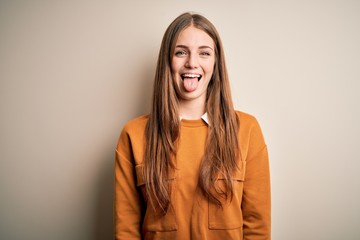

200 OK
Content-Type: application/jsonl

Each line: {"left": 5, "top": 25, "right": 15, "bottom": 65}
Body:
{"left": 175, "top": 26, "right": 214, "bottom": 48}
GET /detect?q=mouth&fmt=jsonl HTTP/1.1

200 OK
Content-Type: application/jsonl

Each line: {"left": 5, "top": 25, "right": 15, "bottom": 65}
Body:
{"left": 181, "top": 73, "right": 202, "bottom": 81}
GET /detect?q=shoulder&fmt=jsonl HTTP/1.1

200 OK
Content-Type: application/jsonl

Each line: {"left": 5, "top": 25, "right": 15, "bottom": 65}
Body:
{"left": 235, "top": 110, "right": 260, "bottom": 128}
{"left": 122, "top": 114, "right": 149, "bottom": 133}
{"left": 116, "top": 115, "right": 149, "bottom": 164}
{"left": 117, "top": 114, "right": 148, "bottom": 148}
{"left": 235, "top": 110, "right": 266, "bottom": 146}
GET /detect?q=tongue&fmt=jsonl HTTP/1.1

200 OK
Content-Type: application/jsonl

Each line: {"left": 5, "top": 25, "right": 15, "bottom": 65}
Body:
{"left": 183, "top": 78, "right": 199, "bottom": 92}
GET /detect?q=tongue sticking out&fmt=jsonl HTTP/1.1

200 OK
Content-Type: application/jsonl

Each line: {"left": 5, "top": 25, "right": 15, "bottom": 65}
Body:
{"left": 183, "top": 77, "right": 199, "bottom": 92}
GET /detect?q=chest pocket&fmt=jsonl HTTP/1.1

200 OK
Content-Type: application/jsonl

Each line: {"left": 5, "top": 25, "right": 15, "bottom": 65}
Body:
{"left": 208, "top": 161, "right": 246, "bottom": 230}
{"left": 135, "top": 164, "right": 178, "bottom": 232}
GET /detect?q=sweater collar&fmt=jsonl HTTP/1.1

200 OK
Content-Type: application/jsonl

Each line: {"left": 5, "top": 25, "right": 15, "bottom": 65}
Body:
{"left": 179, "top": 112, "right": 209, "bottom": 125}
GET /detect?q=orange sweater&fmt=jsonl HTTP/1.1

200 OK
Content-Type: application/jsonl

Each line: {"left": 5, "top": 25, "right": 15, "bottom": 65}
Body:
{"left": 114, "top": 111, "right": 271, "bottom": 240}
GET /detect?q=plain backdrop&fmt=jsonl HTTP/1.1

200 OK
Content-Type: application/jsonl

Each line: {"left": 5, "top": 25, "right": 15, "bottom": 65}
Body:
{"left": 1, "top": 0, "right": 359, "bottom": 239}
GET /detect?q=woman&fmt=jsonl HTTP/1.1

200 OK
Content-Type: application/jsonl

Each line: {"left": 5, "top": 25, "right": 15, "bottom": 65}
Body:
{"left": 114, "top": 12, "right": 271, "bottom": 240}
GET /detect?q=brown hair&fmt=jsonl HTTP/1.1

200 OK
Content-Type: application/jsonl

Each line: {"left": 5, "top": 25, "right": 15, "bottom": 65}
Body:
{"left": 144, "top": 12, "right": 240, "bottom": 213}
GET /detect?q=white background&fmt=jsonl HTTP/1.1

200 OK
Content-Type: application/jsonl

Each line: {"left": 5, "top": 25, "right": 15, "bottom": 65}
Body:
{"left": 1, "top": 1, "right": 359, "bottom": 239}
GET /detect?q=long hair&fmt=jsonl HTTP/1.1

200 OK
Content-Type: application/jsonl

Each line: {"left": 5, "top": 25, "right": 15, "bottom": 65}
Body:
{"left": 143, "top": 12, "right": 240, "bottom": 214}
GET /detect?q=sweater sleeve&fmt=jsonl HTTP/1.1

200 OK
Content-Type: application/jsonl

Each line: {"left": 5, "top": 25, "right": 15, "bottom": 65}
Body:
{"left": 242, "top": 118, "right": 271, "bottom": 239}
{"left": 114, "top": 127, "right": 143, "bottom": 240}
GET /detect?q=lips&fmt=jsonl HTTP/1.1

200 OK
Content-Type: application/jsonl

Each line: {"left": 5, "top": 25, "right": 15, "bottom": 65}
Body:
{"left": 181, "top": 73, "right": 202, "bottom": 81}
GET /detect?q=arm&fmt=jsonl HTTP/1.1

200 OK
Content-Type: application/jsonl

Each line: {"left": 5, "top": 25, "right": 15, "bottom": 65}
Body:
{"left": 114, "top": 129, "right": 143, "bottom": 240}
{"left": 242, "top": 119, "right": 271, "bottom": 239}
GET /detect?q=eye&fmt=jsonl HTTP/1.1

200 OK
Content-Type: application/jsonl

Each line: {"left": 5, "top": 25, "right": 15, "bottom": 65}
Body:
{"left": 175, "top": 50, "right": 187, "bottom": 56}
{"left": 200, "top": 51, "right": 211, "bottom": 56}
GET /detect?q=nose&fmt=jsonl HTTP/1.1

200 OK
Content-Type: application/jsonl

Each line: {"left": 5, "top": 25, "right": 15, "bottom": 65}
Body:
{"left": 185, "top": 54, "right": 199, "bottom": 68}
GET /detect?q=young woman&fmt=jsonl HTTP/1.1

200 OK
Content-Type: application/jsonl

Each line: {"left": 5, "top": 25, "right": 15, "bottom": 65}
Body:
{"left": 114, "top": 12, "right": 271, "bottom": 240}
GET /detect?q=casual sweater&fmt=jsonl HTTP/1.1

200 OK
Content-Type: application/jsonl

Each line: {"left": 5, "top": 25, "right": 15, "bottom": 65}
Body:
{"left": 114, "top": 111, "right": 271, "bottom": 240}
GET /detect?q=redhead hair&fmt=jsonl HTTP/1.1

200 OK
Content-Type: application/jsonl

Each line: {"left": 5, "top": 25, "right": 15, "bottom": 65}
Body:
{"left": 144, "top": 12, "right": 240, "bottom": 213}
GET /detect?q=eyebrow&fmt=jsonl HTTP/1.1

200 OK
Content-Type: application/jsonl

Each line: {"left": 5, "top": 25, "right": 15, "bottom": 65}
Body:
{"left": 175, "top": 44, "right": 214, "bottom": 51}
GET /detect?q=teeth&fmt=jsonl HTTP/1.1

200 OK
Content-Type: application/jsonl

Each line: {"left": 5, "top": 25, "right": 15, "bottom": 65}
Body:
{"left": 182, "top": 73, "right": 200, "bottom": 78}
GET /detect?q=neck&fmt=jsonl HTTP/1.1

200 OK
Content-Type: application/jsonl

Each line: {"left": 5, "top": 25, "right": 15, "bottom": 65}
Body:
{"left": 178, "top": 99, "right": 206, "bottom": 120}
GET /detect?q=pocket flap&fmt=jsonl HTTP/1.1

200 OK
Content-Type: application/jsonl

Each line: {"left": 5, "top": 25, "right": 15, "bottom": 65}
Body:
{"left": 215, "top": 161, "right": 246, "bottom": 181}
{"left": 234, "top": 160, "right": 246, "bottom": 181}
{"left": 135, "top": 164, "right": 176, "bottom": 187}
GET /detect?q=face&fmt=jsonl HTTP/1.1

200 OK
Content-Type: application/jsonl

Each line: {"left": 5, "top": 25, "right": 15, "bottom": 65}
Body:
{"left": 171, "top": 26, "right": 215, "bottom": 104}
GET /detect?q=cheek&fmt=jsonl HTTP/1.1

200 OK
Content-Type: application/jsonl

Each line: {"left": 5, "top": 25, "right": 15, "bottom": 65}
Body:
{"left": 170, "top": 63, "right": 175, "bottom": 73}
{"left": 170, "top": 63, "right": 181, "bottom": 82}
{"left": 206, "top": 61, "right": 215, "bottom": 76}
{"left": 207, "top": 58, "right": 215, "bottom": 70}
{"left": 170, "top": 57, "right": 176, "bottom": 72}
{"left": 171, "top": 58, "right": 183, "bottom": 73}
